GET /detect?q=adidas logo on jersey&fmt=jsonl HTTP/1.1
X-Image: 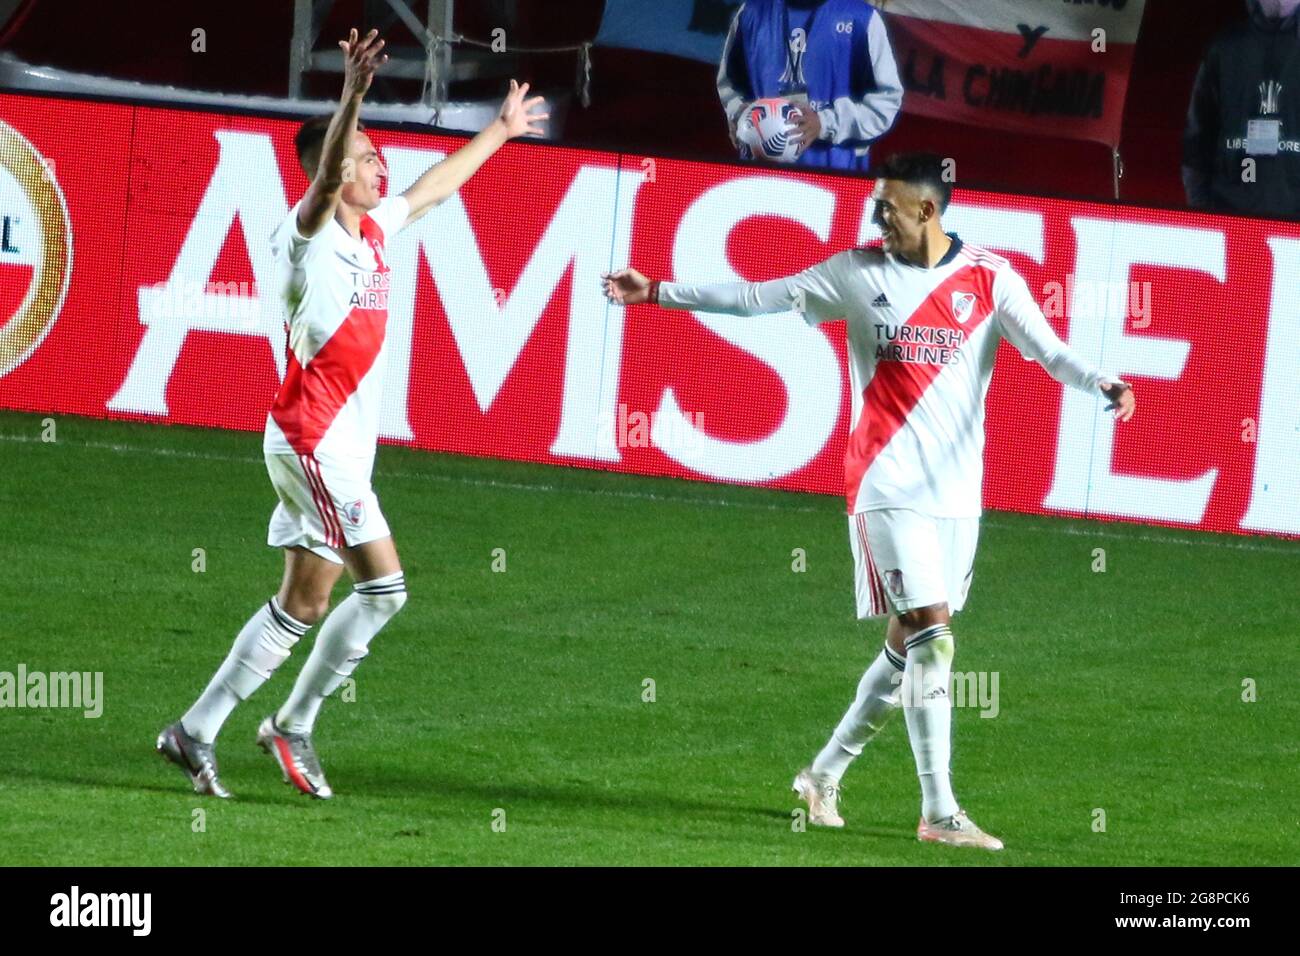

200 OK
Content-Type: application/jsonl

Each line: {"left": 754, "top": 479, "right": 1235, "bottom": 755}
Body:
{"left": 872, "top": 293, "right": 891, "bottom": 309}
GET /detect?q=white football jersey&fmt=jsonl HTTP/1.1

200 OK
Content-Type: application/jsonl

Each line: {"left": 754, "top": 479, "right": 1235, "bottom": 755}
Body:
{"left": 263, "top": 195, "right": 410, "bottom": 466}
{"left": 659, "top": 235, "right": 1108, "bottom": 517}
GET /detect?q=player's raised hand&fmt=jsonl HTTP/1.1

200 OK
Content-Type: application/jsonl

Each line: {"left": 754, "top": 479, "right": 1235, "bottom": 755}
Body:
{"left": 497, "top": 80, "right": 550, "bottom": 138}
{"left": 1101, "top": 380, "right": 1136, "bottom": 421}
{"left": 340, "top": 27, "right": 388, "bottom": 99}
{"left": 602, "top": 268, "right": 653, "bottom": 306}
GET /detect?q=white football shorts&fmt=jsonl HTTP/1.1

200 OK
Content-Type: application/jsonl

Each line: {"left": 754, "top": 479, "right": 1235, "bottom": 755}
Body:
{"left": 848, "top": 508, "right": 979, "bottom": 619}
{"left": 265, "top": 452, "right": 391, "bottom": 564}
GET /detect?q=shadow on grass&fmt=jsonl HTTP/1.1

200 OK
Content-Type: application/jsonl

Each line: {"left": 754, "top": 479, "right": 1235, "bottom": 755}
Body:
{"left": 336, "top": 764, "right": 919, "bottom": 846}
{"left": 5, "top": 751, "right": 924, "bottom": 854}
{"left": 4, "top": 761, "right": 295, "bottom": 808}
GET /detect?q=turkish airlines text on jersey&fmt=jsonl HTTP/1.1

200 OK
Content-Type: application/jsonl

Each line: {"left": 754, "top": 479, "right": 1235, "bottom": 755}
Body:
{"left": 2, "top": 91, "right": 1298, "bottom": 538}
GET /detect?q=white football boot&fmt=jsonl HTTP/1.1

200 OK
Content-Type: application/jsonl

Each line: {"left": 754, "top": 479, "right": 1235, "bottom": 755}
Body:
{"left": 792, "top": 768, "right": 845, "bottom": 828}
{"left": 917, "top": 809, "right": 1004, "bottom": 851}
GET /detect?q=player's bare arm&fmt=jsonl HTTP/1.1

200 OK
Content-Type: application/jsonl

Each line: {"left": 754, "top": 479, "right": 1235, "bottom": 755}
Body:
{"left": 297, "top": 27, "right": 388, "bottom": 238}
{"left": 400, "top": 80, "right": 549, "bottom": 226}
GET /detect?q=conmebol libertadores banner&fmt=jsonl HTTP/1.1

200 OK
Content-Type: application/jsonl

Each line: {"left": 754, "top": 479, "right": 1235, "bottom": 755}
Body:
{"left": 1, "top": 90, "right": 1297, "bottom": 539}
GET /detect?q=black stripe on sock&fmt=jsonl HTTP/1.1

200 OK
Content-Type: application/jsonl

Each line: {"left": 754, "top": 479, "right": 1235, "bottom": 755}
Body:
{"left": 267, "top": 599, "right": 309, "bottom": 636}
{"left": 356, "top": 576, "right": 405, "bottom": 593}
{"left": 904, "top": 623, "right": 952, "bottom": 650}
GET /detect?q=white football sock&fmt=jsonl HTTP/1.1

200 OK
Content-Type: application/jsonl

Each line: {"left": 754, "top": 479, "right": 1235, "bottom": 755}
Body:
{"left": 902, "top": 623, "right": 959, "bottom": 823}
{"left": 276, "top": 571, "right": 407, "bottom": 734}
{"left": 181, "top": 597, "right": 310, "bottom": 744}
{"left": 811, "top": 643, "right": 906, "bottom": 782}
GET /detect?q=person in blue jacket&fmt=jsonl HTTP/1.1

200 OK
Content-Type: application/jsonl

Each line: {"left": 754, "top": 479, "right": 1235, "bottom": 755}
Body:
{"left": 718, "top": 0, "right": 904, "bottom": 171}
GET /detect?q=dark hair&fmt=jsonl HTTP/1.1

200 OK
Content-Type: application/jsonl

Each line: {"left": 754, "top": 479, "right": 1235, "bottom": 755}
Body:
{"left": 873, "top": 152, "right": 953, "bottom": 213}
{"left": 294, "top": 116, "right": 366, "bottom": 173}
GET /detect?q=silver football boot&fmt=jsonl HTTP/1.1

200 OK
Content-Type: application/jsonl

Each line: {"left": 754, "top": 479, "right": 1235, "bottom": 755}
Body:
{"left": 256, "top": 715, "right": 333, "bottom": 799}
{"left": 156, "top": 720, "right": 232, "bottom": 798}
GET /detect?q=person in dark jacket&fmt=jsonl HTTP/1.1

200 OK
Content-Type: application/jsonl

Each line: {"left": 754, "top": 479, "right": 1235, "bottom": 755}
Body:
{"left": 1183, "top": 0, "right": 1300, "bottom": 218}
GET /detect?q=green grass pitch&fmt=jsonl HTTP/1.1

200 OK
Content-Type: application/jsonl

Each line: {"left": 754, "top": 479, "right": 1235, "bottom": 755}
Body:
{"left": 1, "top": 408, "right": 1297, "bottom": 866}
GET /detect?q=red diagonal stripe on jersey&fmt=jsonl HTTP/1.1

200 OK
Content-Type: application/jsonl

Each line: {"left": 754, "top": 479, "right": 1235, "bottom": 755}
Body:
{"left": 845, "top": 261, "right": 997, "bottom": 513}
{"left": 271, "top": 306, "right": 387, "bottom": 456}
{"left": 360, "top": 213, "right": 390, "bottom": 273}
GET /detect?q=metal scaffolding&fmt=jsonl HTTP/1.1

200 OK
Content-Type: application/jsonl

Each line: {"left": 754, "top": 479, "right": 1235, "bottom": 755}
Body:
{"left": 288, "top": 0, "right": 588, "bottom": 122}
{"left": 289, "top": 0, "right": 461, "bottom": 106}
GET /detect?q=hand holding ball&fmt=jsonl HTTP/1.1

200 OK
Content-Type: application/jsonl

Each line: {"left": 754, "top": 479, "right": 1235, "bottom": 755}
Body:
{"left": 737, "top": 98, "right": 807, "bottom": 164}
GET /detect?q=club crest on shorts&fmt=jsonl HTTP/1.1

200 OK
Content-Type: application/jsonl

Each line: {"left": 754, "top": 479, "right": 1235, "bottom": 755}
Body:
{"left": 951, "top": 291, "right": 976, "bottom": 324}
{"left": 345, "top": 499, "right": 366, "bottom": 526}
{"left": 884, "top": 569, "right": 905, "bottom": 596}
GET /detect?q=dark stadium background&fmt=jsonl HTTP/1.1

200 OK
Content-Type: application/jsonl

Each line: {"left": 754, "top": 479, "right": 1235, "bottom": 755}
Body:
{"left": 0, "top": 0, "right": 1245, "bottom": 207}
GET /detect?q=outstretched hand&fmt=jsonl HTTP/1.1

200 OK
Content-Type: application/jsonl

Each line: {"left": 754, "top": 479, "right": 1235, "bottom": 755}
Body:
{"left": 602, "top": 268, "right": 653, "bottom": 306}
{"left": 1101, "top": 380, "right": 1136, "bottom": 421}
{"left": 340, "top": 28, "right": 388, "bottom": 99}
{"left": 498, "top": 80, "right": 550, "bottom": 138}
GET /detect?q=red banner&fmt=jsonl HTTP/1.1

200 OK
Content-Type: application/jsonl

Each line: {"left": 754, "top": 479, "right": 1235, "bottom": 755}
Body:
{"left": 879, "top": 0, "right": 1146, "bottom": 146}
{"left": 3, "top": 90, "right": 1299, "bottom": 539}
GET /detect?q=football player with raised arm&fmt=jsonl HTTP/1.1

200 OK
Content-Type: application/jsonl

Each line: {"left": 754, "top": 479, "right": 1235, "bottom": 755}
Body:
{"left": 602, "top": 153, "right": 1135, "bottom": 850}
{"left": 157, "top": 28, "right": 547, "bottom": 799}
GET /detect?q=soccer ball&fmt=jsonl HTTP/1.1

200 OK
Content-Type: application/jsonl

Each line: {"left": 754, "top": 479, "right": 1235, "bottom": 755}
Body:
{"left": 737, "top": 97, "right": 804, "bottom": 164}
